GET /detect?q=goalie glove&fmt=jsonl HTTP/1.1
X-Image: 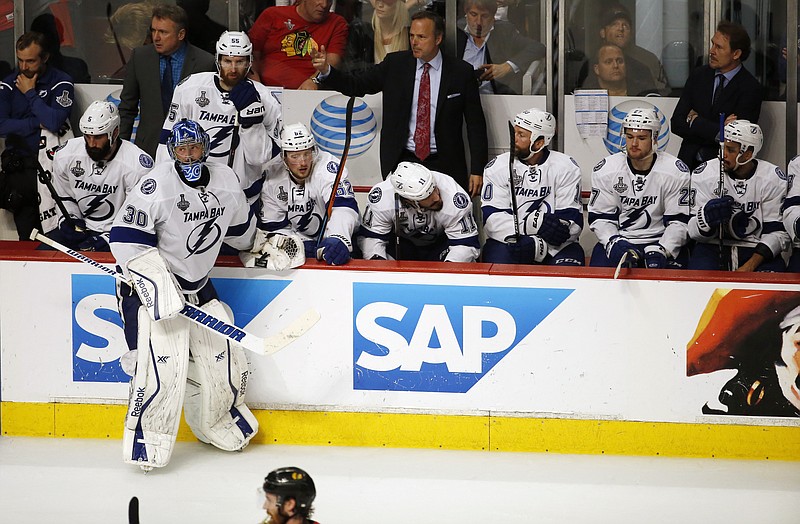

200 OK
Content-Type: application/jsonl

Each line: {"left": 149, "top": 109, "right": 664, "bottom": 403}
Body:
{"left": 241, "top": 230, "right": 305, "bottom": 270}
{"left": 317, "top": 235, "right": 351, "bottom": 266}
{"left": 523, "top": 210, "right": 570, "bottom": 246}
{"left": 644, "top": 244, "right": 668, "bottom": 269}
{"left": 696, "top": 196, "right": 734, "bottom": 234}
{"left": 126, "top": 248, "right": 185, "bottom": 321}
{"left": 606, "top": 235, "right": 642, "bottom": 266}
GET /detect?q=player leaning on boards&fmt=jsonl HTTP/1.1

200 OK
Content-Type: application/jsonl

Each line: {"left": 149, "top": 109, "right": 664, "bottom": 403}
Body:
{"left": 49, "top": 101, "right": 153, "bottom": 252}
{"left": 156, "top": 31, "right": 281, "bottom": 214}
{"left": 481, "top": 108, "right": 584, "bottom": 265}
{"left": 256, "top": 122, "right": 359, "bottom": 266}
{"left": 358, "top": 161, "right": 480, "bottom": 262}
{"left": 688, "top": 120, "right": 789, "bottom": 272}
{"left": 588, "top": 107, "right": 691, "bottom": 269}
{"left": 260, "top": 467, "right": 320, "bottom": 524}
{"left": 784, "top": 155, "right": 800, "bottom": 272}
{"left": 109, "top": 119, "right": 261, "bottom": 471}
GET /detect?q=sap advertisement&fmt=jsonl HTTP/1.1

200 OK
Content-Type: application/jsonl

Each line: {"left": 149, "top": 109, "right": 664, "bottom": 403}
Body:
{"left": 1, "top": 259, "right": 799, "bottom": 425}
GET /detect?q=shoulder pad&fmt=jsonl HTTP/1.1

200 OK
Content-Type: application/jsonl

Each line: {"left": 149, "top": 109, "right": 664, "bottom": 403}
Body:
{"left": 176, "top": 76, "right": 190, "bottom": 87}
{"left": 693, "top": 161, "right": 707, "bottom": 174}
{"left": 140, "top": 178, "right": 157, "bottom": 195}
{"left": 776, "top": 167, "right": 787, "bottom": 181}
{"left": 368, "top": 187, "right": 382, "bottom": 204}
{"left": 452, "top": 192, "right": 470, "bottom": 209}
{"left": 570, "top": 157, "right": 580, "bottom": 168}
{"left": 484, "top": 157, "right": 496, "bottom": 170}
{"left": 327, "top": 161, "right": 339, "bottom": 173}
{"left": 675, "top": 159, "right": 689, "bottom": 173}
{"left": 139, "top": 154, "right": 154, "bottom": 168}
{"left": 593, "top": 158, "right": 606, "bottom": 172}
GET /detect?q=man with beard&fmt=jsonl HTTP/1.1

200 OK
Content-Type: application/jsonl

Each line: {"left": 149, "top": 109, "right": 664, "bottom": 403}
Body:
{"left": 0, "top": 31, "right": 73, "bottom": 240}
{"left": 48, "top": 101, "right": 153, "bottom": 251}
{"left": 358, "top": 161, "right": 480, "bottom": 262}
{"left": 157, "top": 31, "right": 281, "bottom": 214}
{"left": 688, "top": 120, "right": 789, "bottom": 272}
{"left": 481, "top": 108, "right": 584, "bottom": 266}
{"left": 589, "top": 107, "right": 691, "bottom": 269}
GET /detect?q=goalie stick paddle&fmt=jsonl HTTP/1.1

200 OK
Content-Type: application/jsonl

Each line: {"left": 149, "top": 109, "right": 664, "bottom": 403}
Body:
{"left": 128, "top": 496, "right": 139, "bottom": 524}
{"left": 317, "top": 96, "right": 356, "bottom": 246}
{"left": 30, "top": 230, "right": 319, "bottom": 356}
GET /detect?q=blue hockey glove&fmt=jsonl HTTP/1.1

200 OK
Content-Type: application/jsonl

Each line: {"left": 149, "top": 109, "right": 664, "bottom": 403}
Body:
{"left": 303, "top": 240, "right": 318, "bottom": 259}
{"left": 729, "top": 210, "right": 749, "bottom": 239}
{"left": 644, "top": 244, "right": 668, "bottom": 269}
{"left": 316, "top": 236, "right": 350, "bottom": 266}
{"left": 509, "top": 235, "right": 535, "bottom": 261}
{"left": 605, "top": 235, "right": 642, "bottom": 266}
{"left": 229, "top": 80, "right": 264, "bottom": 127}
{"left": 58, "top": 218, "right": 88, "bottom": 244}
{"left": 524, "top": 210, "right": 570, "bottom": 246}
{"left": 697, "top": 196, "right": 734, "bottom": 232}
{"left": 78, "top": 233, "right": 109, "bottom": 252}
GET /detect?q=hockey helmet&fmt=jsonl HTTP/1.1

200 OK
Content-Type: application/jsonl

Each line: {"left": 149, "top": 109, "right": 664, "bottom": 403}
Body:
{"left": 281, "top": 123, "right": 316, "bottom": 152}
{"left": 724, "top": 119, "right": 763, "bottom": 159}
{"left": 622, "top": 107, "right": 661, "bottom": 136}
{"left": 216, "top": 31, "right": 253, "bottom": 60}
{"left": 513, "top": 108, "right": 555, "bottom": 154}
{"left": 79, "top": 101, "right": 120, "bottom": 141}
{"left": 167, "top": 119, "right": 210, "bottom": 182}
{"left": 390, "top": 162, "right": 436, "bottom": 201}
{"left": 263, "top": 467, "right": 316, "bottom": 515}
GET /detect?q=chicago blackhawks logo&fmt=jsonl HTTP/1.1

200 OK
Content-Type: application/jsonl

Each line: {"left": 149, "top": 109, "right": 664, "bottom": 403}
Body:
{"left": 281, "top": 30, "right": 318, "bottom": 57}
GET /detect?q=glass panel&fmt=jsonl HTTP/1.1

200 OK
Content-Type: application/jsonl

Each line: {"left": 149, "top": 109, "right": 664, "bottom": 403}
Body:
{"left": 0, "top": 1, "right": 14, "bottom": 78}
{"left": 565, "top": 0, "right": 704, "bottom": 97}
{"left": 340, "top": 0, "right": 416, "bottom": 73}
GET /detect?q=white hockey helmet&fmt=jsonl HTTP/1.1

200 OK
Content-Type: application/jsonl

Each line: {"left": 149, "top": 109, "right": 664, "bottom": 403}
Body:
{"left": 216, "top": 31, "right": 253, "bottom": 59}
{"left": 513, "top": 108, "right": 555, "bottom": 155}
{"left": 724, "top": 119, "right": 763, "bottom": 161}
{"left": 622, "top": 107, "right": 661, "bottom": 136}
{"left": 390, "top": 162, "right": 436, "bottom": 202}
{"left": 79, "top": 101, "right": 120, "bottom": 141}
{"left": 281, "top": 123, "right": 316, "bottom": 152}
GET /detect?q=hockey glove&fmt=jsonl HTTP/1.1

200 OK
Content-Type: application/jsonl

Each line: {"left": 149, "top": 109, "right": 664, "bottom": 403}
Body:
{"left": 78, "top": 233, "right": 109, "bottom": 252}
{"left": 606, "top": 235, "right": 642, "bottom": 266}
{"left": 644, "top": 244, "right": 668, "bottom": 269}
{"left": 729, "top": 210, "right": 750, "bottom": 240}
{"left": 524, "top": 210, "right": 570, "bottom": 246}
{"left": 229, "top": 80, "right": 264, "bottom": 127}
{"left": 697, "top": 196, "right": 734, "bottom": 233}
{"left": 317, "top": 236, "right": 351, "bottom": 266}
{"left": 59, "top": 218, "right": 88, "bottom": 244}
{"left": 303, "top": 240, "right": 318, "bottom": 259}
{"left": 509, "top": 235, "right": 548, "bottom": 264}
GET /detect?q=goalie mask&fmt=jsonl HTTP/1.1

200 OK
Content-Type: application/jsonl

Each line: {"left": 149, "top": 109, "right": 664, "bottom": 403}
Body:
{"left": 215, "top": 31, "right": 252, "bottom": 76}
{"left": 80, "top": 101, "right": 121, "bottom": 161}
{"left": 281, "top": 123, "right": 318, "bottom": 181}
{"left": 263, "top": 467, "right": 316, "bottom": 515}
{"left": 167, "top": 119, "right": 210, "bottom": 183}
{"left": 513, "top": 108, "right": 555, "bottom": 159}
{"left": 724, "top": 119, "right": 763, "bottom": 167}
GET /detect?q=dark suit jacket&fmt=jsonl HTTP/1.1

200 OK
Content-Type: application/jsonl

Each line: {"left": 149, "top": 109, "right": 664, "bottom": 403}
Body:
{"left": 670, "top": 64, "right": 763, "bottom": 170}
{"left": 455, "top": 21, "right": 545, "bottom": 95}
{"left": 118, "top": 43, "right": 215, "bottom": 157}
{"left": 322, "top": 50, "right": 488, "bottom": 190}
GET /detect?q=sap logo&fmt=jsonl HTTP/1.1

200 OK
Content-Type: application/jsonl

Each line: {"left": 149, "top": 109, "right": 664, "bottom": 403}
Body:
{"left": 72, "top": 276, "right": 291, "bottom": 383}
{"left": 353, "top": 283, "right": 572, "bottom": 393}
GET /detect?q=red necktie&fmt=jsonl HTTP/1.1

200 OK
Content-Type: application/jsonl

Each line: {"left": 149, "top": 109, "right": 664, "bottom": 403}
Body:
{"left": 414, "top": 63, "right": 431, "bottom": 161}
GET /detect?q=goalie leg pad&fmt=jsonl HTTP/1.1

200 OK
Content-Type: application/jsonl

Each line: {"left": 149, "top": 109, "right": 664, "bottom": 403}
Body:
{"left": 126, "top": 247, "right": 185, "bottom": 321}
{"left": 123, "top": 307, "right": 190, "bottom": 469}
{"left": 183, "top": 299, "right": 259, "bottom": 451}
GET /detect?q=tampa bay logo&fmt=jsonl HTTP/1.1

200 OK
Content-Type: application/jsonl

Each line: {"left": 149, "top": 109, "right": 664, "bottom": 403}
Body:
{"left": 353, "top": 283, "right": 572, "bottom": 393}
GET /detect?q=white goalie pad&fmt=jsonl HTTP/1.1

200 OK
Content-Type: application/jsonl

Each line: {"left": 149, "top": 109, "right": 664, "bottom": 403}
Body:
{"left": 122, "top": 308, "right": 190, "bottom": 470}
{"left": 240, "top": 230, "right": 305, "bottom": 271}
{"left": 183, "top": 299, "right": 259, "bottom": 451}
{"left": 126, "top": 248, "right": 185, "bottom": 321}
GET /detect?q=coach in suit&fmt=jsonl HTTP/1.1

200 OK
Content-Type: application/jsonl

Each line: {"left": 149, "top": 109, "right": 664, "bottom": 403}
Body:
{"left": 671, "top": 20, "right": 762, "bottom": 171}
{"left": 313, "top": 10, "right": 487, "bottom": 197}
{"left": 118, "top": 4, "right": 215, "bottom": 158}
{"left": 455, "top": 0, "right": 545, "bottom": 95}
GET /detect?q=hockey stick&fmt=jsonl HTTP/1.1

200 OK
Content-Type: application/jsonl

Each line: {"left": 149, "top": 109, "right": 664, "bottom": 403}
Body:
{"left": 613, "top": 248, "right": 641, "bottom": 279}
{"left": 717, "top": 113, "right": 728, "bottom": 270}
{"left": 316, "top": 96, "right": 355, "bottom": 246}
{"left": 227, "top": 111, "right": 239, "bottom": 169}
{"left": 107, "top": 2, "right": 127, "bottom": 68}
{"left": 507, "top": 121, "right": 521, "bottom": 242}
{"left": 30, "top": 229, "right": 319, "bottom": 356}
{"left": 128, "top": 496, "right": 139, "bottom": 524}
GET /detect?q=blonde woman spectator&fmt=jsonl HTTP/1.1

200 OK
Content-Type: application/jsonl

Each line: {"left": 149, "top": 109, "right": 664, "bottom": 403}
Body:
{"left": 345, "top": 0, "right": 410, "bottom": 72}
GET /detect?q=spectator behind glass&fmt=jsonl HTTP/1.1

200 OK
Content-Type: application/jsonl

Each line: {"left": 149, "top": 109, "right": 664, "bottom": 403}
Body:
{"left": 249, "top": 0, "right": 349, "bottom": 89}
{"left": 176, "top": 0, "right": 227, "bottom": 56}
{"left": 104, "top": 1, "right": 156, "bottom": 79}
{"left": 581, "top": 43, "right": 657, "bottom": 96}
{"left": 345, "top": 0, "right": 410, "bottom": 72}
{"left": 30, "top": 13, "right": 90, "bottom": 84}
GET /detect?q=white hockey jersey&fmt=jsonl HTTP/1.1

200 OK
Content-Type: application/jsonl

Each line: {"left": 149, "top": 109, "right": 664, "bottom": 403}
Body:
{"left": 359, "top": 170, "right": 480, "bottom": 262}
{"left": 589, "top": 152, "right": 691, "bottom": 257}
{"left": 156, "top": 72, "right": 282, "bottom": 203}
{"left": 689, "top": 158, "right": 789, "bottom": 257}
{"left": 783, "top": 155, "right": 800, "bottom": 245}
{"left": 52, "top": 137, "right": 153, "bottom": 239}
{"left": 258, "top": 150, "right": 359, "bottom": 248}
{"left": 109, "top": 161, "right": 256, "bottom": 293}
{"left": 481, "top": 149, "right": 582, "bottom": 256}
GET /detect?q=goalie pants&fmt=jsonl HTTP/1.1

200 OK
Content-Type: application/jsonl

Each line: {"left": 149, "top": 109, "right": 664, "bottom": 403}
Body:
{"left": 118, "top": 280, "right": 258, "bottom": 468}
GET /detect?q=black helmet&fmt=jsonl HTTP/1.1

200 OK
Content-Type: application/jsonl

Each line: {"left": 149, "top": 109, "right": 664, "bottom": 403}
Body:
{"left": 263, "top": 467, "right": 316, "bottom": 514}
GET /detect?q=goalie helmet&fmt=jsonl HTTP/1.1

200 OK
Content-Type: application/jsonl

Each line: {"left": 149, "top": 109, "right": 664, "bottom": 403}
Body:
{"left": 263, "top": 467, "right": 316, "bottom": 515}
{"left": 167, "top": 119, "right": 210, "bottom": 182}
{"left": 724, "top": 119, "right": 763, "bottom": 160}
{"left": 390, "top": 162, "right": 436, "bottom": 201}
{"left": 513, "top": 108, "right": 555, "bottom": 156}
{"left": 79, "top": 101, "right": 120, "bottom": 141}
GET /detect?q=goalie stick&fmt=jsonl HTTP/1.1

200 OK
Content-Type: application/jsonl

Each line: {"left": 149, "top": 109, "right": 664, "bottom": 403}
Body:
{"left": 30, "top": 230, "right": 319, "bottom": 356}
{"left": 316, "top": 96, "right": 355, "bottom": 246}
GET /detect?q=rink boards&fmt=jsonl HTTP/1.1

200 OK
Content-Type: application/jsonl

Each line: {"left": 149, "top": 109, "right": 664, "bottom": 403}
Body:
{"left": 0, "top": 250, "right": 798, "bottom": 459}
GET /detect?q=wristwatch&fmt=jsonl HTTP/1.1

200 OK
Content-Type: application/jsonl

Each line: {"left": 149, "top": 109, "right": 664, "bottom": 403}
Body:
{"left": 310, "top": 73, "right": 322, "bottom": 85}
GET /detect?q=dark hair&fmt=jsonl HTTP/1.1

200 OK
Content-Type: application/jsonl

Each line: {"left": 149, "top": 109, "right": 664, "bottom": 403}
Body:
{"left": 16, "top": 31, "right": 49, "bottom": 58}
{"left": 411, "top": 10, "right": 444, "bottom": 39}
{"left": 716, "top": 20, "right": 751, "bottom": 62}
{"left": 152, "top": 4, "right": 189, "bottom": 32}
{"left": 463, "top": 0, "right": 498, "bottom": 16}
{"left": 601, "top": 4, "right": 632, "bottom": 29}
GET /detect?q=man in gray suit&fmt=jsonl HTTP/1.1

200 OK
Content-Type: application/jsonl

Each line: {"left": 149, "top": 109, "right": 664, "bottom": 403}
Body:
{"left": 118, "top": 4, "right": 215, "bottom": 158}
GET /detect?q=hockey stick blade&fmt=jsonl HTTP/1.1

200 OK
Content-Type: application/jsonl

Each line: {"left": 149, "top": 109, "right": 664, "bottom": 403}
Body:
{"left": 613, "top": 251, "right": 628, "bottom": 279}
{"left": 30, "top": 230, "right": 318, "bottom": 356}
